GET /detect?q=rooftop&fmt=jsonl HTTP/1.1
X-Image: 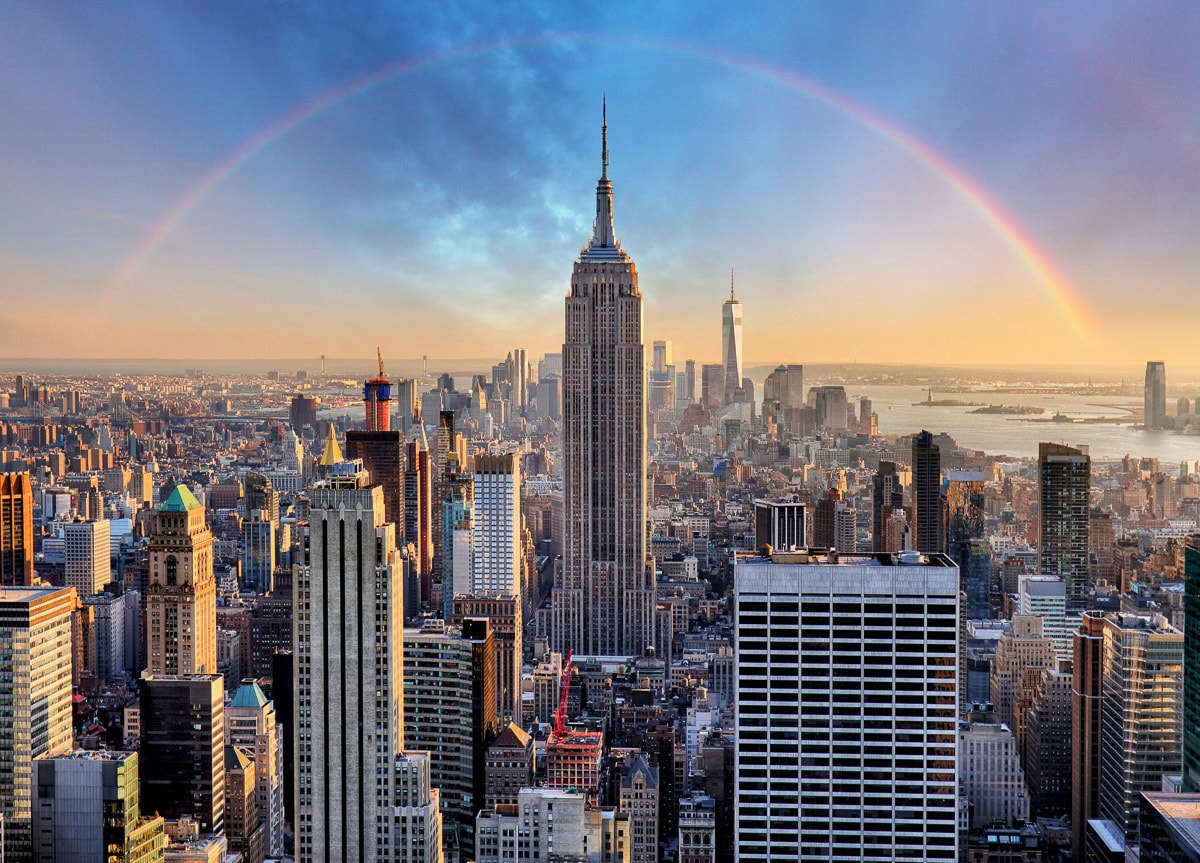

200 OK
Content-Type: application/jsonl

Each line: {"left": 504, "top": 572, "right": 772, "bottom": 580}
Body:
{"left": 1142, "top": 792, "right": 1200, "bottom": 852}
{"left": 161, "top": 484, "right": 202, "bottom": 512}
{"left": 736, "top": 548, "right": 955, "bottom": 568}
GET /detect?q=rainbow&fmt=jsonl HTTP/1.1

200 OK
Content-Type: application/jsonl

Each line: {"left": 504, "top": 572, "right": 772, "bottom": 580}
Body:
{"left": 105, "top": 34, "right": 1093, "bottom": 338}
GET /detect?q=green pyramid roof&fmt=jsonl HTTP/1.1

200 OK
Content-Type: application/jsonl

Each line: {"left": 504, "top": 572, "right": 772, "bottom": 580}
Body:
{"left": 161, "top": 484, "right": 202, "bottom": 512}
{"left": 230, "top": 679, "right": 269, "bottom": 710}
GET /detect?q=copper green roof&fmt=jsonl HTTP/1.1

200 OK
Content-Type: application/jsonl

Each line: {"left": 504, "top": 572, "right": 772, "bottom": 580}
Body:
{"left": 161, "top": 484, "right": 202, "bottom": 512}
{"left": 230, "top": 679, "right": 269, "bottom": 710}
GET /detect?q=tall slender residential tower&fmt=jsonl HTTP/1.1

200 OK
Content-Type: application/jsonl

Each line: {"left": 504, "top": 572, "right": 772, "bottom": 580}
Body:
{"left": 1038, "top": 443, "right": 1091, "bottom": 611}
{"left": 552, "top": 101, "right": 655, "bottom": 658}
{"left": 1145, "top": 361, "right": 1167, "bottom": 429}
{"left": 295, "top": 465, "right": 404, "bottom": 863}
{"left": 721, "top": 271, "right": 743, "bottom": 407}
{"left": 146, "top": 486, "right": 216, "bottom": 675}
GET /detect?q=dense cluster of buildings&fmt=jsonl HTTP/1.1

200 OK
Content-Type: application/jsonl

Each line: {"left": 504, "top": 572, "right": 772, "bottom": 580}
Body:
{"left": 1, "top": 113, "right": 1200, "bottom": 863}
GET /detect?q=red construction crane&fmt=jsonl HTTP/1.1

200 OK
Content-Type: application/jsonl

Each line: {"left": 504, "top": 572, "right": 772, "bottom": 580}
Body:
{"left": 553, "top": 649, "right": 573, "bottom": 739}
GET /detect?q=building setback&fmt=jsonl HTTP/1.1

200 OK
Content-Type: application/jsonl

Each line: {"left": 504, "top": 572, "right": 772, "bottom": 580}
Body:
{"left": 552, "top": 103, "right": 655, "bottom": 657}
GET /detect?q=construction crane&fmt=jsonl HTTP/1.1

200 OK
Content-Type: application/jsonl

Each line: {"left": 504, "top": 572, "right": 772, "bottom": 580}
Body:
{"left": 377, "top": 346, "right": 385, "bottom": 379}
{"left": 553, "top": 649, "right": 573, "bottom": 739}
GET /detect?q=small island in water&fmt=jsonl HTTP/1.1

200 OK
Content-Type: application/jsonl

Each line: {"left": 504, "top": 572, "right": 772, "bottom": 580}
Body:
{"left": 970, "top": 404, "right": 1046, "bottom": 415}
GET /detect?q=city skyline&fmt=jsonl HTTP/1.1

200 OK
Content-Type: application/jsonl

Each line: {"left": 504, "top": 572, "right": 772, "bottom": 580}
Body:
{"left": 3, "top": 4, "right": 1198, "bottom": 364}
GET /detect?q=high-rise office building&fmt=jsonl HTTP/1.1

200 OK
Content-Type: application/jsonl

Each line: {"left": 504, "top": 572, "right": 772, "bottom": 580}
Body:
{"left": 1097, "top": 614, "right": 1183, "bottom": 846}
{"left": 82, "top": 590, "right": 126, "bottom": 682}
{"left": 1145, "top": 361, "right": 1167, "bottom": 430}
{"left": 146, "top": 485, "right": 216, "bottom": 675}
{"left": 959, "top": 713, "right": 1030, "bottom": 828}
{"left": 872, "top": 461, "right": 905, "bottom": 553}
{"left": 1, "top": 472, "right": 34, "bottom": 586}
{"left": 227, "top": 678, "right": 285, "bottom": 858}
{"left": 721, "top": 274, "right": 743, "bottom": 407}
{"left": 1184, "top": 537, "right": 1200, "bottom": 792}
{"left": 346, "top": 429, "right": 406, "bottom": 548}
{"left": 139, "top": 674, "right": 226, "bottom": 835}
{"left": 1072, "top": 611, "right": 1106, "bottom": 855}
{"left": 64, "top": 518, "right": 112, "bottom": 596}
{"left": 753, "top": 499, "right": 807, "bottom": 551}
{"left": 552, "top": 103, "right": 655, "bottom": 657}
{"left": 405, "top": 439, "right": 434, "bottom": 600}
{"left": 811, "top": 385, "right": 848, "bottom": 432}
{"left": 734, "top": 549, "right": 959, "bottom": 862}
{"left": 241, "top": 508, "right": 276, "bottom": 592}
{"left": 452, "top": 593, "right": 523, "bottom": 725}
{"left": 912, "top": 430, "right": 943, "bottom": 554}
{"left": 295, "top": 469, "right": 404, "bottom": 863}
{"left": 944, "top": 469, "right": 987, "bottom": 616}
{"left": 472, "top": 453, "right": 521, "bottom": 595}
{"left": 0, "top": 586, "right": 76, "bottom": 858}
{"left": 32, "top": 751, "right": 166, "bottom": 863}
{"left": 1022, "top": 660, "right": 1073, "bottom": 820}
{"left": 1038, "top": 443, "right": 1091, "bottom": 610}
{"left": 245, "top": 471, "right": 280, "bottom": 527}
{"left": 403, "top": 619, "right": 497, "bottom": 859}
{"left": 394, "top": 751, "right": 443, "bottom": 863}
{"left": 990, "top": 614, "right": 1057, "bottom": 744}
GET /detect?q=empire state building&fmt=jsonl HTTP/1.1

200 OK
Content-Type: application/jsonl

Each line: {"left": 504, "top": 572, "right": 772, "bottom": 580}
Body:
{"left": 551, "top": 103, "right": 655, "bottom": 657}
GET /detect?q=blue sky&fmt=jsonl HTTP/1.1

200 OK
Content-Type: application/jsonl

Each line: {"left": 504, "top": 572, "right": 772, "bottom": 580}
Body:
{"left": 2, "top": 2, "right": 1197, "bottom": 364}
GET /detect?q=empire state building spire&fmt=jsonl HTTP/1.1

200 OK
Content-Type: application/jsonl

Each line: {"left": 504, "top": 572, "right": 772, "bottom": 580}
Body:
{"left": 582, "top": 96, "right": 624, "bottom": 262}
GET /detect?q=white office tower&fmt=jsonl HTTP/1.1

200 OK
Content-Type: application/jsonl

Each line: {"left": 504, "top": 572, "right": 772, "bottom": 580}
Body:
{"left": 393, "top": 751, "right": 443, "bottom": 863}
{"left": 228, "top": 679, "right": 285, "bottom": 857}
{"left": 734, "top": 549, "right": 960, "bottom": 862}
{"left": 1017, "top": 574, "right": 1075, "bottom": 660}
{"left": 64, "top": 518, "right": 111, "bottom": 595}
{"left": 472, "top": 453, "right": 522, "bottom": 594}
{"left": 295, "top": 465, "right": 404, "bottom": 863}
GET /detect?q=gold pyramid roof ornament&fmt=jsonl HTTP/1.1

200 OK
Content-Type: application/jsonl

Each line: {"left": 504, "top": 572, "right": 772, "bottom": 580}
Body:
{"left": 318, "top": 424, "right": 343, "bottom": 467}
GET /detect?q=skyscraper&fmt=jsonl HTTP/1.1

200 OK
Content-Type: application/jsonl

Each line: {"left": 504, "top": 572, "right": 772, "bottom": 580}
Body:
{"left": 139, "top": 674, "right": 226, "bottom": 835}
{"left": 553, "top": 102, "right": 655, "bottom": 657}
{"left": 944, "top": 470, "right": 988, "bottom": 618}
{"left": 912, "top": 430, "right": 944, "bottom": 554}
{"left": 1095, "top": 614, "right": 1183, "bottom": 845}
{"left": 403, "top": 618, "right": 496, "bottom": 859}
{"left": 0, "top": 472, "right": 34, "bottom": 586}
{"left": 1145, "top": 361, "right": 1167, "bottom": 430}
{"left": 0, "top": 586, "right": 76, "bottom": 858}
{"left": 346, "top": 429, "right": 406, "bottom": 548}
{"left": 1038, "top": 443, "right": 1091, "bottom": 610}
{"left": 364, "top": 349, "right": 392, "bottom": 432}
{"left": 295, "top": 468, "right": 404, "bottom": 863}
{"left": 721, "top": 271, "right": 743, "bottom": 407}
{"left": 734, "top": 549, "right": 959, "bottom": 861}
{"left": 471, "top": 453, "right": 521, "bottom": 595}
{"left": 1184, "top": 536, "right": 1200, "bottom": 792}
{"left": 64, "top": 518, "right": 111, "bottom": 596}
{"left": 146, "top": 485, "right": 216, "bottom": 675}
{"left": 872, "top": 461, "right": 905, "bottom": 553}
